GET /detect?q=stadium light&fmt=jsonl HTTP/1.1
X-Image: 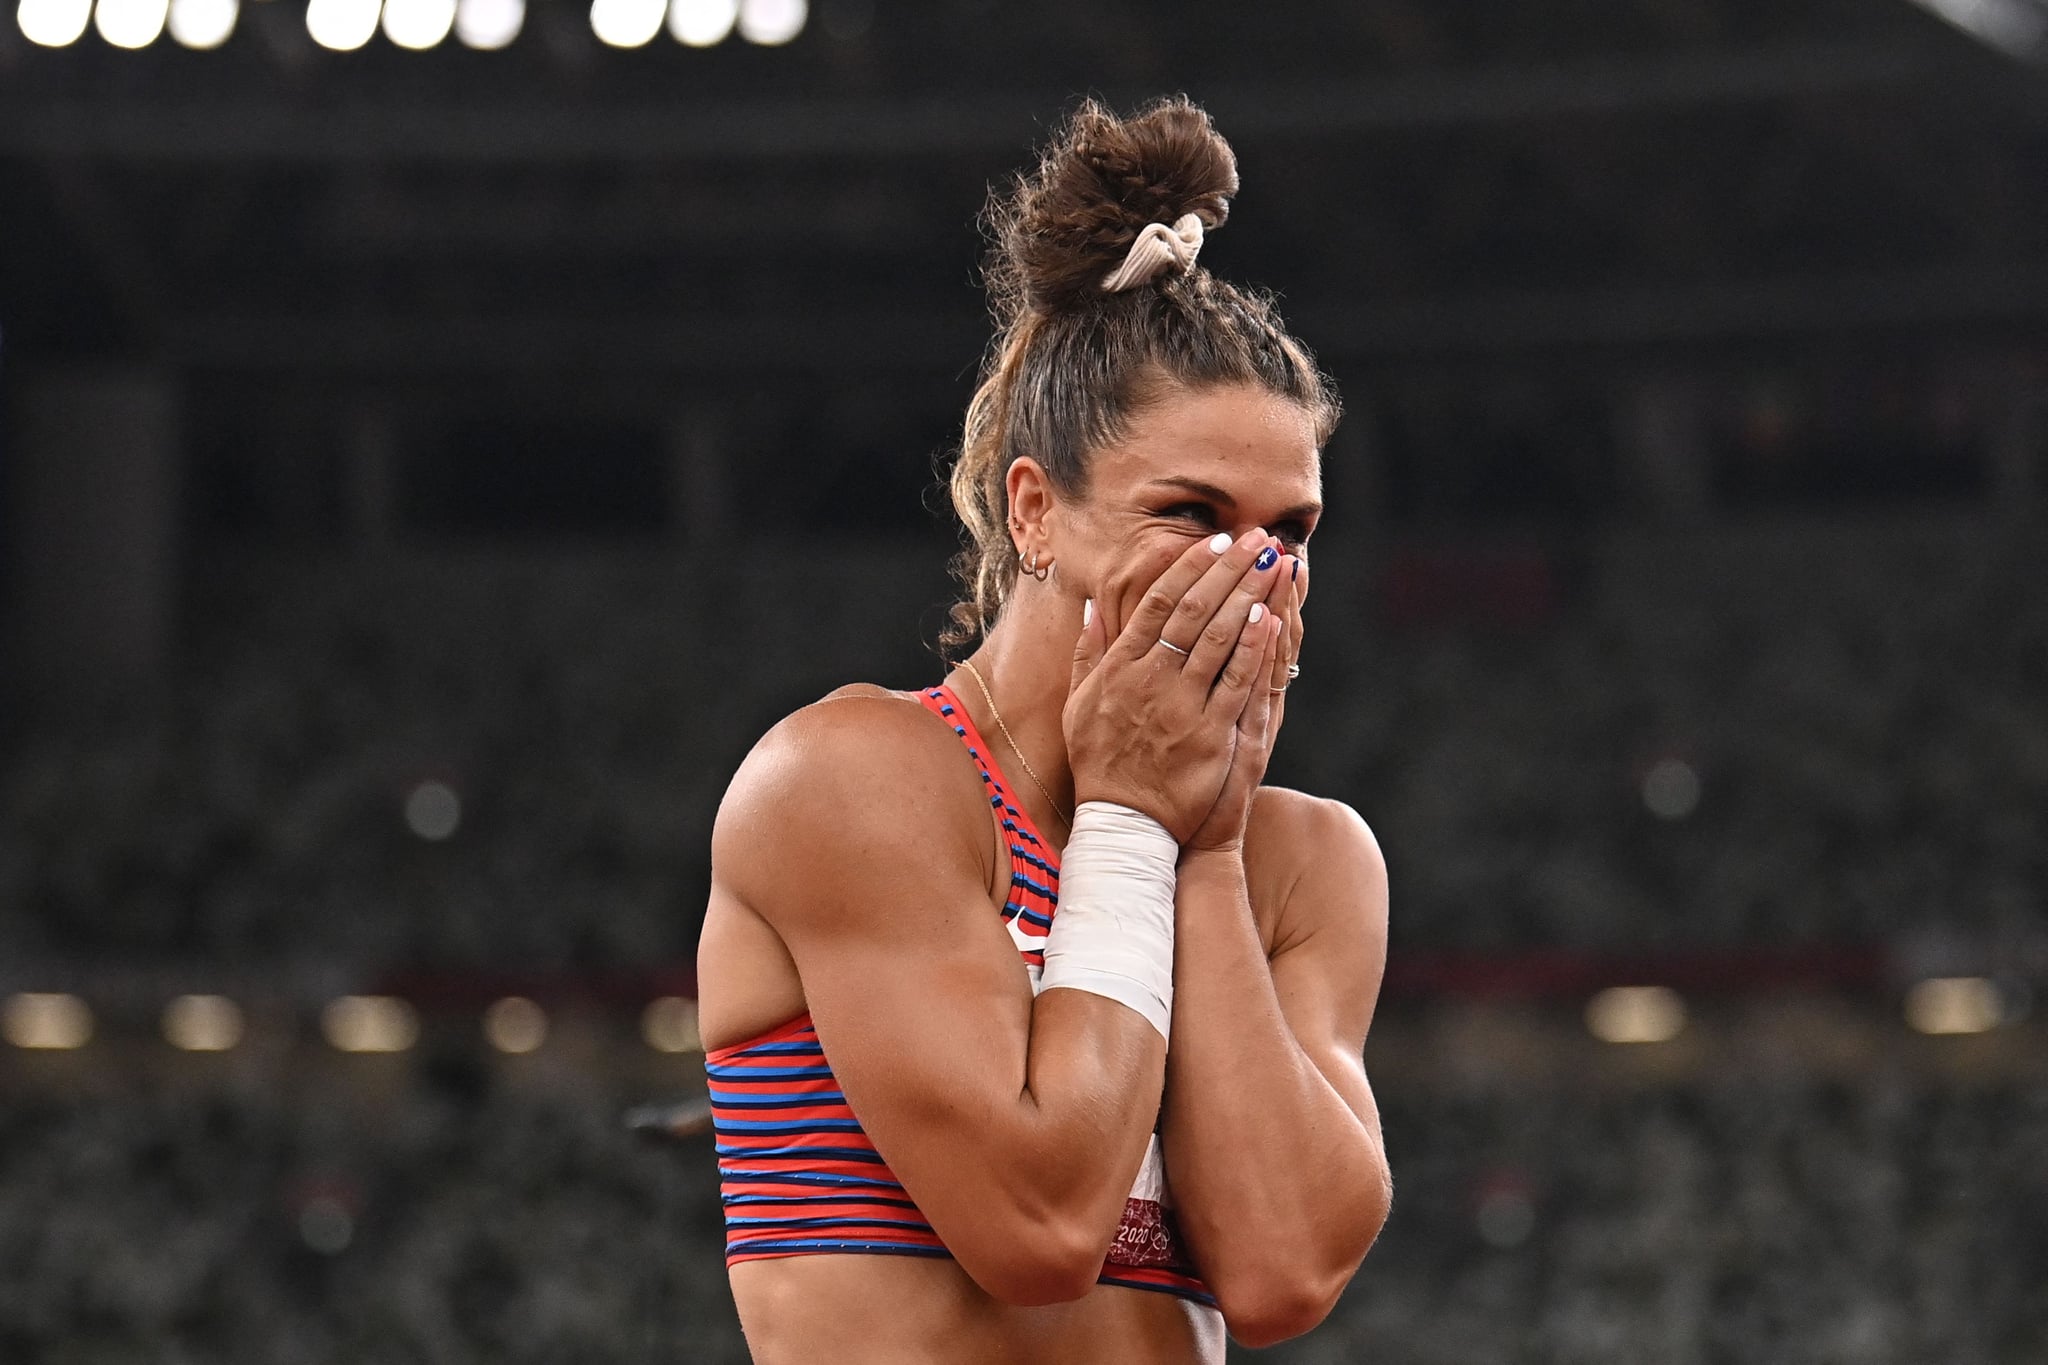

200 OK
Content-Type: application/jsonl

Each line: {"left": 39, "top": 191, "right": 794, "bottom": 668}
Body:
{"left": 1904, "top": 976, "right": 2003, "bottom": 1035}
{"left": 735, "top": 0, "right": 801, "bottom": 45}
{"left": 483, "top": 996, "right": 548, "bottom": 1054}
{"left": 453, "top": 0, "right": 519, "bottom": 48}
{"left": 17, "top": 0, "right": 92, "bottom": 45}
{"left": 642, "top": 996, "right": 701, "bottom": 1053}
{"left": 2, "top": 993, "right": 93, "bottom": 1050}
{"left": 1585, "top": 985, "right": 1685, "bottom": 1044}
{"left": 95, "top": 0, "right": 168, "bottom": 46}
{"left": 1641, "top": 757, "right": 1701, "bottom": 821}
{"left": 306, "top": 0, "right": 379, "bottom": 50}
{"left": 163, "top": 994, "right": 244, "bottom": 1051}
{"left": 167, "top": 0, "right": 235, "bottom": 47}
{"left": 1907, "top": 0, "right": 2048, "bottom": 60}
{"left": 590, "top": 0, "right": 662, "bottom": 46}
{"left": 381, "top": 0, "right": 452, "bottom": 48}
{"left": 667, "top": 0, "right": 733, "bottom": 46}
{"left": 323, "top": 995, "right": 419, "bottom": 1052}
{"left": 404, "top": 779, "right": 461, "bottom": 841}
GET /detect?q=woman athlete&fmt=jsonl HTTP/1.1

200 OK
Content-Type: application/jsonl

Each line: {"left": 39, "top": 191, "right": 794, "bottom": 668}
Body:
{"left": 696, "top": 97, "right": 1392, "bottom": 1364}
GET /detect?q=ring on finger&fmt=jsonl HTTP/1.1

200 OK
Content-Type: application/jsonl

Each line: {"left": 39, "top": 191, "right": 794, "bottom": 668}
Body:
{"left": 1156, "top": 639, "right": 1192, "bottom": 658}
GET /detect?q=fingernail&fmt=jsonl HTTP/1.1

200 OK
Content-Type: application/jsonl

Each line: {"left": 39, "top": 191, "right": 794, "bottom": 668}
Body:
{"left": 1290, "top": 556, "right": 1299, "bottom": 582}
{"left": 1082, "top": 598, "right": 1094, "bottom": 626}
{"left": 1254, "top": 546, "right": 1278, "bottom": 572}
{"left": 1248, "top": 602, "right": 1265, "bottom": 625}
{"left": 1208, "top": 532, "right": 1232, "bottom": 554}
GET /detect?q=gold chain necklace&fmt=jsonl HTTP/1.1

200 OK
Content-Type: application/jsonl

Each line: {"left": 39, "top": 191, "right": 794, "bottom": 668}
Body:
{"left": 956, "top": 659, "right": 1073, "bottom": 829}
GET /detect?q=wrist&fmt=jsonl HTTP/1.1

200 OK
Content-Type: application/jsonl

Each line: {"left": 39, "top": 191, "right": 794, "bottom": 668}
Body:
{"left": 1175, "top": 843, "right": 1247, "bottom": 881}
{"left": 1041, "top": 800, "right": 1180, "bottom": 1039}
{"left": 1072, "top": 781, "right": 1190, "bottom": 844}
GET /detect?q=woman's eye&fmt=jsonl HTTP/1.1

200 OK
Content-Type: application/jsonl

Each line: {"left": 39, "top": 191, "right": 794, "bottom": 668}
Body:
{"left": 1162, "top": 503, "right": 1217, "bottom": 527}
{"left": 1269, "top": 522, "right": 1311, "bottom": 551}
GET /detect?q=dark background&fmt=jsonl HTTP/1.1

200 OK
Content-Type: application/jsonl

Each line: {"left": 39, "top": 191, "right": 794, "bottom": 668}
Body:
{"left": 2, "top": 0, "right": 2045, "bottom": 1360}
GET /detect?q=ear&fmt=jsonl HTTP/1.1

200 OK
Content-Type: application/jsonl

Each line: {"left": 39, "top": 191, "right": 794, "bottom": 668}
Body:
{"left": 1004, "top": 456, "right": 1058, "bottom": 559}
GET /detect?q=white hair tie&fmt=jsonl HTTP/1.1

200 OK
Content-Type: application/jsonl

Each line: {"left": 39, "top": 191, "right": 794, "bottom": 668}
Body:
{"left": 1100, "top": 212, "right": 1206, "bottom": 293}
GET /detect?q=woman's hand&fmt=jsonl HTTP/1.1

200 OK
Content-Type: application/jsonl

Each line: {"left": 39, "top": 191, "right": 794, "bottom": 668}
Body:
{"left": 1064, "top": 530, "right": 1290, "bottom": 845}
{"left": 1182, "top": 552, "right": 1306, "bottom": 856}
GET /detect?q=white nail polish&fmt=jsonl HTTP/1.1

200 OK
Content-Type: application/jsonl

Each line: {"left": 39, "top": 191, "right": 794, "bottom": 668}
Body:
{"left": 1248, "top": 602, "right": 1265, "bottom": 625}
{"left": 1208, "top": 532, "right": 1232, "bottom": 553}
{"left": 1083, "top": 598, "right": 1094, "bottom": 626}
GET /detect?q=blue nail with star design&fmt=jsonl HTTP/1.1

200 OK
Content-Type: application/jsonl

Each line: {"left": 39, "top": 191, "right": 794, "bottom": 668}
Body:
{"left": 1254, "top": 546, "right": 1279, "bottom": 572}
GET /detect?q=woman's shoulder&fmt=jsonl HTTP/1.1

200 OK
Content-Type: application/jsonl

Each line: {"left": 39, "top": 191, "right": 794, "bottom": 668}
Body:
{"left": 1244, "top": 786, "right": 1388, "bottom": 947}
{"left": 1247, "top": 785, "right": 1382, "bottom": 854}
{"left": 714, "top": 683, "right": 990, "bottom": 860}
{"left": 701, "top": 684, "right": 998, "bottom": 1036}
{"left": 765, "top": 682, "right": 962, "bottom": 764}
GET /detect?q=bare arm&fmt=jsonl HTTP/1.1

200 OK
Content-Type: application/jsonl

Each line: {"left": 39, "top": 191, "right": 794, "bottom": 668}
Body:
{"left": 712, "top": 697, "right": 1165, "bottom": 1305}
{"left": 714, "top": 533, "right": 1282, "bottom": 1306}
{"left": 1160, "top": 796, "right": 1391, "bottom": 1345}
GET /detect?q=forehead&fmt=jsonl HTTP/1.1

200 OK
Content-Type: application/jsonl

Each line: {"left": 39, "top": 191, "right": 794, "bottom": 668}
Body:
{"left": 1091, "top": 384, "right": 1322, "bottom": 503}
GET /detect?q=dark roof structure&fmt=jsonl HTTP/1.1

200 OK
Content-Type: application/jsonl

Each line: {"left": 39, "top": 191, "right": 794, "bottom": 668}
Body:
{"left": 4, "top": 0, "right": 2046, "bottom": 382}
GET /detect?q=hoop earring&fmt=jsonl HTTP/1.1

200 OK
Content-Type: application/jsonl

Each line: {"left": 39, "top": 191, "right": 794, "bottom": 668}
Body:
{"left": 1018, "top": 547, "right": 1052, "bottom": 583}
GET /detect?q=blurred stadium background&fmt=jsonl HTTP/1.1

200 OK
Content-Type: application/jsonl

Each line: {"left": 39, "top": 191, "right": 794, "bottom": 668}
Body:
{"left": 4, "top": 0, "right": 2047, "bottom": 1360}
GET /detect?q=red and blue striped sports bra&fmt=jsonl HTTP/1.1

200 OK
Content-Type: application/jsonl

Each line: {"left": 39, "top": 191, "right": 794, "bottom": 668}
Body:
{"left": 706, "top": 684, "right": 1213, "bottom": 1305}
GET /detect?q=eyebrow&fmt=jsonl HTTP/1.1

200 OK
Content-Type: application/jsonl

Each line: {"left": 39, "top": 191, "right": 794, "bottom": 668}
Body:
{"left": 1144, "top": 476, "right": 1322, "bottom": 524}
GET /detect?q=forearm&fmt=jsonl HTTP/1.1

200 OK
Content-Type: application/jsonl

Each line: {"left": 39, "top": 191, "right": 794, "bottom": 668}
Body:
{"left": 1161, "top": 850, "right": 1389, "bottom": 1326}
{"left": 968, "top": 798, "right": 1181, "bottom": 1265}
{"left": 1011, "top": 987, "right": 1169, "bottom": 1225}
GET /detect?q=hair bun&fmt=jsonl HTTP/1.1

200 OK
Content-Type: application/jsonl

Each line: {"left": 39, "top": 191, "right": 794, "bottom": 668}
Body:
{"left": 990, "top": 96, "right": 1240, "bottom": 318}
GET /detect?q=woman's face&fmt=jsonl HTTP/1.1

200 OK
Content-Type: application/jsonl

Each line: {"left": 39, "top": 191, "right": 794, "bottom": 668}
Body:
{"left": 1049, "top": 382, "right": 1322, "bottom": 640}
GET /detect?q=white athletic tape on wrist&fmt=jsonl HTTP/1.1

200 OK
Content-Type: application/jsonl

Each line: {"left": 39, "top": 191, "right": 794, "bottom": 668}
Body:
{"left": 1039, "top": 801, "right": 1177, "bottom": 1039}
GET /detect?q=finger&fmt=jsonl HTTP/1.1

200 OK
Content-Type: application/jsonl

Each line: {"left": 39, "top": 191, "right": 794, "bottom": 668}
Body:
{"left": 1109, "top": 531, "right": 1239, "bottom": 663}
{"left": 1289, "top": 564, "right": 1305, "bottom": 646}
{"left": 1243, "top": 552, "right": 1291, "bottom": 694}
{"left": 1090, "top": 557, "right": 1140, "bottom": 650}
{"left": 1115, "top": 530, "right": 1270, "bottom": 665}
{"left": 1207, "top": 602, "right": 1283, "bottom": 719}
{"left": 1268, "top": 561, "right": 1301, "bottom": 694}
{"left": 1259, "top": 555, "right": 1294, "bottom": 616}
{"left": 1158, "top": 533, "right": 1280, "bottom": 664}
{"left": 1242, "top": 612, "right": 1285, "bottom": 737}
{"left": 1275, "top": 556, "right": 1305, "bottom": 671}
{"left": 1182, "top": 543, "right": 1286, "bottom": 685}
{"left": 1286, "top": 580, "right": 1304, "bottom": 675}
{"left": 1070, "top": 596, "right": 1108, "bottom": 694}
